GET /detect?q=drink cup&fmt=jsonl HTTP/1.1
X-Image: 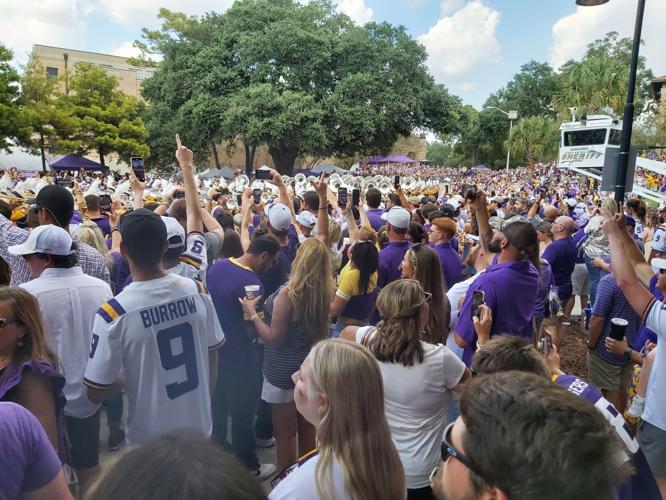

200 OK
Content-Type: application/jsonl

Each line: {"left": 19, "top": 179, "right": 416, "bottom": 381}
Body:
{"left": 609, "top": 317, "right": 628, "bottom": 341}
{"left": 244, "top": 285, "right": 260, "bottom": 300}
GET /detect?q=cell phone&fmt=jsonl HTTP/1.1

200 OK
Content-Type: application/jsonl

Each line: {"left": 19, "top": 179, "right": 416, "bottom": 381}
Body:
{"left": 471, "top": 290, "right": 485, "bottom": 320}
{"left": 99, "top": 194, "right": 112, "bottom": 213}
{"left": 543, "top": 332, "right": 553, "bottom": 355}
{"left": 352, "top": 189, "right": 360, "bottom": 207}
{"left": 236, "top": 194, "right": 243, "bottom": 206}
{"left": 338, "top": 187, "right": 348, "bottom": 208}
{"left": 253, "top": 188, "right": 262, "bottom": 204}
{"left": 55, "top": 177, "right": 73, "bottom": 188}
{"left": 255, "top": 169, "right": 272, "bottom": 180}
{"left": 462, "top": 184, "right": 477, "bottom": 201}
{"left": 394, "top": 175, "right": 400, "bottom": 189}
{"left": 173, "top": 190, "right": 185, "bottom": 200}
{"left": 130, "top": 157, "right": 145, "bottom": 182}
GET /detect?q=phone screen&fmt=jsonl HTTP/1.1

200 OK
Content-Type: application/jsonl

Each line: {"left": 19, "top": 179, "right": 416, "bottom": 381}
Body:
{"left": 352, "top": 189, "right": 360, "bottom": 207}
{"left": 471, "top": 290, "right": 485, "bottom": 320}
{"left": 236, "top": 194, "right": 243, "bottom": 206}
{"left": 255, "top": 169, "right": 272, "bottom": 180}
{"left": 338, "top": 187, "right": 348, "bottom": 208}
{"left": 173, "top": 190, "right": 185, "bottom": 200}
{"left": 253, "top": 189, "right": 262, "bottom": 204}
{"left": 394, "top": 175, "right": 400, "bottom": 189}
{"left": 56, "top": 177, "right": 73, "bottom": 188}
{"left": 131, "top": 157, "right": 145, "bottom": 182}
{"left": 99, "top": 195, "right": 112, "bottom": 213}
{"left": 543, "top": 332, "right": 553, "bottom": 355}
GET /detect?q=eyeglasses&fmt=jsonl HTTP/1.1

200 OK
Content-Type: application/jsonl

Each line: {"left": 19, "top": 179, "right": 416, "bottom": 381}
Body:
{"left": 0, "top": 318, "right": 21, "bottom": 329}
{"left": 439, "top": 422, "right": 487, "bottom": 481}
{"left": 659, "top": 268, "right": 666, "bottom": 275}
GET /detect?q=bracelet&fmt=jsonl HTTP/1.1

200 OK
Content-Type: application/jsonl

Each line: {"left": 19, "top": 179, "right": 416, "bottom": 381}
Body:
{"left": 625, "top": 347, "right": 633, "bottom": 357}
{"left": 476, "top": 340, "right": 487, "bottom": 350}
{"left": 111, "top": 228, "right": 119, "bottom": 233}
{"left": 249, "top": 314, "right": 259, "bottom": 322}
{"left": 318, "top": 207, "right": 327, "bottom": 211}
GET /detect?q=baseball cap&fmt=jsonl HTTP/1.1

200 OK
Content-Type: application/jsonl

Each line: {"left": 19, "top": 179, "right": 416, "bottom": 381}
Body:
{"left": 120, "top": 208, "right": 167, "bottom": 253}
{"left": 161, "top": 216, "right": 186, "bottom": 249}
{"left": 296, "top": 211, "right": 316, "bottom": 228}
{"left": 652, "top": 226, "right": 666, "bottom": 253}
{"left": 8, "top": 224, "right": 74, "bottom": 256}
{"left": 431, "top": 217, "right": 457, "bottom": 236}
{"left": 266, "top": 203, "right": 292, "bottom": 232}
{"left": 651, "top": 257, "right": 666, "bottom": 270}
{"left": 488, "top": 216, "right": 504, "bottom": 231}
{"left": 381, "top": 206, "right": 411, "bottom": 229}
{"left": 439, "top": 204, "right": 456, "bottom": 218}
{"left": 565, "top": 198, "right": 577, "bottom": 207}
{"left": 33, "top": 185, "right": 74, "bottom": 225}
{"left": 448, "top": 198, "right": 461, "bottom": 210}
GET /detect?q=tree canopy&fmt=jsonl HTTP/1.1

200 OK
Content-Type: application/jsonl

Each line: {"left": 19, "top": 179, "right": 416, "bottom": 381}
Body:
{"left": 0, "top": 44, "right": 25, "bottom": 152}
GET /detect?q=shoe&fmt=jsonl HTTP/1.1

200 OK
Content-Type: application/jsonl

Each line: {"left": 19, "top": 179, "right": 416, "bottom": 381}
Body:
{"left": 256, "top": 437, "right": 276, "bottom": 448}
{"left": 107, "top": 428, "right": 125, "bottom": 451}
{"left": 252, "top": 463, "right": 277, "bottom": 481}
{"left": 627, "top": 395, "right": 645, "bottom": 418}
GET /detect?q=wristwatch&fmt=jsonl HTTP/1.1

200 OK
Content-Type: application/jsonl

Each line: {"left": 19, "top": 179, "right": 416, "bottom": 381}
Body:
{"left": 586, "top": 341, "right": 595, "bottom": 350}
{"left": 625, "top": 347, "right": 633, "bottom": 357}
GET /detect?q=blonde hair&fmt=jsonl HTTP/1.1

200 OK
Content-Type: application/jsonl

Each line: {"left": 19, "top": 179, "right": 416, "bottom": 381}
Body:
{"left": 328, "top": 219, "right": 342, "bottom": 247}
{"left": 75, "top": 221, "right": 109, "bottom": 256}
{"left": 356, "top": 226, "right": 378, "bottom": 245}
{"left": 0, "top": 287, "right": 60, "bottom": 381}
{"left": 370, "top": 279, "right": 425, "bottom": 366}
{"left": 287, "top": 238, "right": 335, "bottom": 341}
{"left": 308, "top": 340, "right": 404, "bottom": 500}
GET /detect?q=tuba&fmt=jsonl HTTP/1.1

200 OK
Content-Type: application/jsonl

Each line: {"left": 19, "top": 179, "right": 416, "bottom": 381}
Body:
{"left": 329, "top": 173, "right": 342, "bottom": 190}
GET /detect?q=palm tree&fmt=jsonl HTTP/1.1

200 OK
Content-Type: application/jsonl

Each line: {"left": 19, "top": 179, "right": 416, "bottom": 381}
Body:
{"left": 506, "top": 116, "right": 560, "bottom": 165}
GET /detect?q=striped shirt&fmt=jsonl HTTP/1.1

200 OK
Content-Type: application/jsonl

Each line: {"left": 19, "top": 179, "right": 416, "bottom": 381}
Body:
{"left": 0, "top": 214, "right": 111, "bottom": 286}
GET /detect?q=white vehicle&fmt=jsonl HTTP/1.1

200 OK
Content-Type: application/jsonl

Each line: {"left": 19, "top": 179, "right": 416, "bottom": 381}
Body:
{"left": 558, "top": 114, "right": 665, "bottom": 203}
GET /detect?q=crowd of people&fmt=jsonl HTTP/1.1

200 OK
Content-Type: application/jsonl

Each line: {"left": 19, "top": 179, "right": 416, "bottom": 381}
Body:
{"left": 0, "top": 136, "right": 665, "bottom": 500}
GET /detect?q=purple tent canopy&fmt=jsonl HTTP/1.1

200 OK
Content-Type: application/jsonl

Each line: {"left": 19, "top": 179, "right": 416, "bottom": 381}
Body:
{"left": 471, "top": 164, "right": 489, "bottom": 170}
{"left": 50, "top": 155, "right": 104, "bottom": 171}
{"left": 367, "top": 154, "right": 416, "bottom": 164}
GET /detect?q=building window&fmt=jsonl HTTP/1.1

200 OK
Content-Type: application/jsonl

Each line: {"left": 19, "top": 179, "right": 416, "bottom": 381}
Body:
{"left": 46, "top": 67, "right": 58, "bottom": 79}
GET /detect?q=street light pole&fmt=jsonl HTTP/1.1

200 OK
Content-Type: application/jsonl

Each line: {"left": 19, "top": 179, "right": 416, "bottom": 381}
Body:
{"left": 576, "top": 0, "right": 646, "bottom": 202}
{"left": 488, "top": 106, "right": 518, "bottom": 171}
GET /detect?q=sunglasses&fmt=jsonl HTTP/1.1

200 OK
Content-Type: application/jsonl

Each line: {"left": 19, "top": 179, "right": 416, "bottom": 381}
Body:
{"left": 0, "top": 318, "right": 21, "bottom": 329}
{"left": 660, "top": 269, "right": 666, "bottom": 275}
{"left": 439, "top": 422, "right": 487, "bottom": 480}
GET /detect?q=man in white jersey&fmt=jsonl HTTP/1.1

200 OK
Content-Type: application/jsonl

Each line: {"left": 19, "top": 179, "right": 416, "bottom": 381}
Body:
{"left": 84, "top": 208, "right": 225, "bottom": 445}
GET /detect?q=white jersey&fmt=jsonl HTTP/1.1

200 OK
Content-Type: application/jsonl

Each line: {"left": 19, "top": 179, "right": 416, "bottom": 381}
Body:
{"left": 83, "top": 273, "right": 225, "bottom": 445}
{"left": 168, "top": 232, "right": 208, "bottom": 282}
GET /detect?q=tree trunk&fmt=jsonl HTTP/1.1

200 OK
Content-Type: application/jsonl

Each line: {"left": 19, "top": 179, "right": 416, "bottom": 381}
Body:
{"left": 40, "top": 133, "right": 47, "bottom": 173}
{"left": 269, "top": 146, "right": 299, "bottom": 176}
{"left": 211, "top": 143, "right": 221, "bottom": 169}
{"left": 98, "top": 147, "right": 108, "bottom": 175}
{"left": 244, "top": 143, "right": 257, "bottom": 177}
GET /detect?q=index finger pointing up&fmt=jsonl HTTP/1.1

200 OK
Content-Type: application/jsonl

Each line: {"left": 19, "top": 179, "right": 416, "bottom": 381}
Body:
{"left": 176, "top": 134, "right": 182, "bottom": 149}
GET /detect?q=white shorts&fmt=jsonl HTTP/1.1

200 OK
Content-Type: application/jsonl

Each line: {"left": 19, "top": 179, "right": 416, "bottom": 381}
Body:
{"left": 261, "top": 378, "right": 294, "bottom": 405}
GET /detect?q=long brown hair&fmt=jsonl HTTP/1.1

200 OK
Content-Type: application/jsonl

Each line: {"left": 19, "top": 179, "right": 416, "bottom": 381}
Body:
{"left": 287, "top": 238, "right": 335, "bottom": 341}
{"left": 369, "top": 279, "right": 425, "bottom": 366}
{"left": 309, "top": 340, "right": 405, "bottom": 500}
{"left": 408, "top": 244, "right": 450, "bottom": 343}
{"left": 0, "top": 287, "right": 60, "bottom": 381}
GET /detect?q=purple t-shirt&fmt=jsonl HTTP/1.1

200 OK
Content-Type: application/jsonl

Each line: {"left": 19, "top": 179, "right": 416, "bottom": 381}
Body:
{"left": 378, "top": 241, "right": 410, "bottom": 288}
{"left": 91, "top": 216, "right": 111, "bottom": 237}
{"left": 0, "top": 402, "right": 63, "bottom": 497}
{"left": 542, "top": 238, "right": 577, "bottom": 300}
{"left": 535, "top": 259, "right": 555, "bottom": 315}
{"left": 456, "top": 259, "right": 539, "bottom": 365}
{"left": 366, "top": 208, "right": 385, "bottom": 232}
{"left": 260, "top": 233, "right": 298, "bottom": 298}
{"left": 591, "top": 273, "right": 639, "bottom": 366}
{"left": 431, "top": 242, "right": 462, "bottom": 290}
{"left": 207, "top": 258, "right": 263, "bottom": 365}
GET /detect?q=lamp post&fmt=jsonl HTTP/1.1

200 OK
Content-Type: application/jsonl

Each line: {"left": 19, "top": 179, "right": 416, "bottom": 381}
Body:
{"left": 488, "top": 106, "right": 518, "bottom": 170}
{"left": 576, "top": 0, "right": 646, "bottom": 202}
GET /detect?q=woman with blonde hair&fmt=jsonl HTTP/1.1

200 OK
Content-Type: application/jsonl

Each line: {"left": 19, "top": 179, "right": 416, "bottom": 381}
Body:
{"left": 269, "top": 339, "right": 405, "bottom": 500}
{"left": 342, "top": 280, "right": 468, "bottom": 499}
{"left": 241, "top": 238, "right": 335, "bottom": 472}
{"left": 0, "top": 287, "right": 64, "bottom": 451}
{"left": 74, "top": 219, "right": 126, "bottom": 294}
{"left": 399, "top": 244, "right": 451, "bottom": 344}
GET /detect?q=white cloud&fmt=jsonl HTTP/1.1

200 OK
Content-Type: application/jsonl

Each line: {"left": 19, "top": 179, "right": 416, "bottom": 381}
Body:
{"left": 439, "top": 0, "right": 466, "bottom": 16}
{"left": 335, "top": 0, "right": 373, "bottom": 25}
{"left": 108, "top": 41, "right": 142, "bottom": 59}
{"left": 418, "top": 0, "right": 502, "bottom": 85}
{"left": 550, "top": 0, "right": 666, "bottom": 76}
{"left": 0, "top": 0, "right": 87, "bottom": 65}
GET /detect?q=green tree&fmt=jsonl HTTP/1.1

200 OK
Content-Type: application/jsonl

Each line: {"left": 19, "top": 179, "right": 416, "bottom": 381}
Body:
{"left": 506, "top": 116, "right": 559, "bottom": 165}
{"left": 0, "top": 44, "right": 24, "bottom": 151}
{"left": 136, "top": 1, "right": 462, "bottom": 175}
{"left": 426, "top": 141, "right": 452, "bottom": 166}
{"left": 53, "top": 63, "right": 149, "bottom": 167}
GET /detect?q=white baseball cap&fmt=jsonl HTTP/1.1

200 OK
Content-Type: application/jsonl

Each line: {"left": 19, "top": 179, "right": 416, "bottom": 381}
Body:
{"left": 161, "top": 216, "right": 186, "bottom": 249}
{"left": 8, "top": 224, "right": 74, "bottom": 256}
{"left": 651, "top": 257, "right": 666, "bottom": 270}
{"left": 296, "top": 211, "right": 316, "bottom": 228}
{"left": 266, "top": 203, "right": 292, "bottom": 232}
{"left": 653, "top": 227, "right": 666, "bottom": 253}
{"left": 381, "top": 206, "right": 411, "bottom": 229}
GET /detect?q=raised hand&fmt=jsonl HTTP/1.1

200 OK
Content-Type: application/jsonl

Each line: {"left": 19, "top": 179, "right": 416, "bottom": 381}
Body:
{"left": 175, "top": 134, "right": 194, "bottom": 169}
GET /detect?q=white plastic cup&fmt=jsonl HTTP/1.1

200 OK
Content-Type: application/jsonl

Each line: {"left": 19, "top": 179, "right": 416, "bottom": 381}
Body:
{"left": 244, "top": 285, "right": 260, "bottom": 300}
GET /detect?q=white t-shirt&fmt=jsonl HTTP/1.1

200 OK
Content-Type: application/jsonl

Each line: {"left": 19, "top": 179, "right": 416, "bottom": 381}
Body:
{"left": 168, "top": 232, "right": 208, "bottom": 282}
{"left": 642, "top": 299, "right": 666, "bottom": 431}
{"left": 83, "top": 273, "right": 225, "bottom": 444}
{"left": 356, "top": 327, "right": 466, "bottom": 489}
{"left": 446, "top": 271, "right": 484, "bottom": 331}
{"left": 269, "top": 452, "right": 350, "bottom": 500}
{"left": 21, "top": 267, "right": 112, "bottom": 418}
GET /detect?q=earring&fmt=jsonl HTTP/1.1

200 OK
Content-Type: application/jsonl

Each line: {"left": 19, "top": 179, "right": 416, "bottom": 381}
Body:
{"left": 17, "top": 340, "right": 23, "bottom": 347}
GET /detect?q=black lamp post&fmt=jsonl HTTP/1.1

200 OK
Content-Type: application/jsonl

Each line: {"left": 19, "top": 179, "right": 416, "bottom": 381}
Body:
{"left": 576, "top": 0, "right": 646, "bottom": 202}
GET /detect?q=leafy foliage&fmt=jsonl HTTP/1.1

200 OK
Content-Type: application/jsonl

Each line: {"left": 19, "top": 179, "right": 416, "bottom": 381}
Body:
{"left": 0, "top": 44, "right": 24, "bottom": 151}
{"left": 506, "top": 116, "right": 560, "bottom": 165}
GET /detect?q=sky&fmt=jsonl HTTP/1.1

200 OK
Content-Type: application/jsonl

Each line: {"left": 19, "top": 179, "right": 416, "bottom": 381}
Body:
{"left": 2, "top": 0, "right": 665, "bottom": 109}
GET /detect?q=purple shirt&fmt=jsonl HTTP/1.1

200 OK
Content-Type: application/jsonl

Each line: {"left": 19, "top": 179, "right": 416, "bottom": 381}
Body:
{"left": 0, "top": 402, "right": 63, "bottom": 497}
{"left": 366, "top": 208, "right": 385, "bottom": 232}
{"left": 542, "top": 238, "right": 577, "bottom": 300}
{"left": 378, "top": 240, "right": 410, "bottom": 288}
{"left": 591, "top": 273, "right": 639, "bottom": 366}
{"left": 260, "top": 233, "right": 298, "bottom": 298}
{"left": 91, "top": 216, "right": 111, "bottom": 237}
{"left": 431, "top": 242, "right": 462, "bottom": 290}
{"left": 208, "top": 258, "right": 263, "bottom": 365}
{"left": 456, "top": 260, "right": 539, "bottom": 365}
{"left": 535, "top": 259, "right": 555, "bottom": 315}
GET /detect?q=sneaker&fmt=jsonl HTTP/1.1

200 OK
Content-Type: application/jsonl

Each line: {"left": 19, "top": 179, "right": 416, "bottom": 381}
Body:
{"left": 252, "top": 463, "right": 277, "bottom": 481}
{"left": 256, "top": 437, "right": 276, "bottom": 448}
{"left": 627, "top": 395, "right": 646, "bottom": 418}
{"left": 107, "top": 428, "right": 125, "bottom": 452}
